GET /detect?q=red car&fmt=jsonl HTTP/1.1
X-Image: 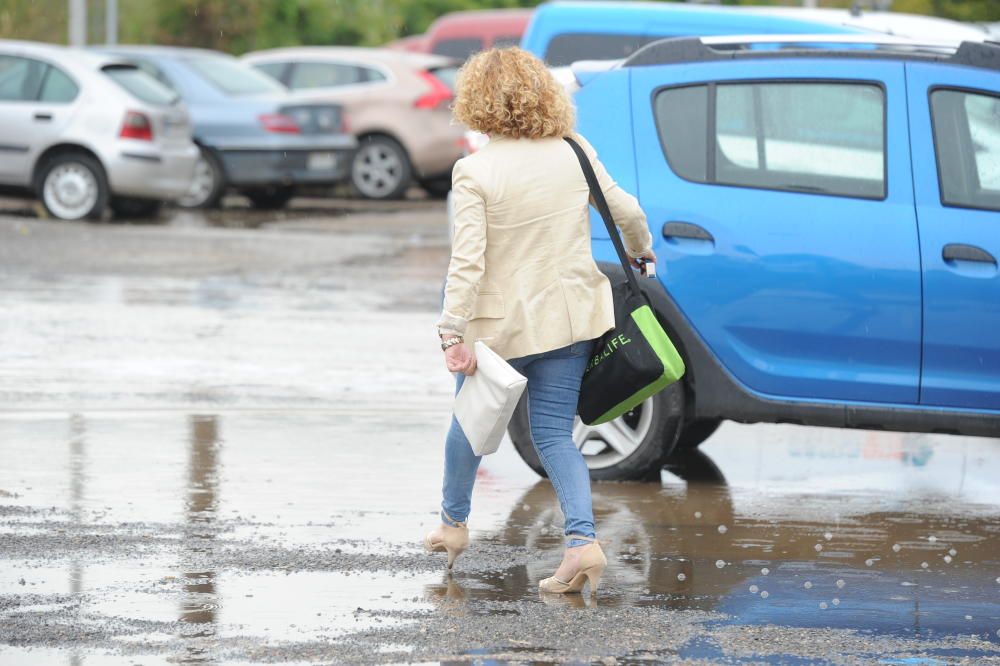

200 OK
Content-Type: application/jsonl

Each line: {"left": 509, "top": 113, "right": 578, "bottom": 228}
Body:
{"left": 387, "top": 8, "right": 533, "bottom": 60}
{"left": 385, "top": 34, "right": 430, "bottom": 54}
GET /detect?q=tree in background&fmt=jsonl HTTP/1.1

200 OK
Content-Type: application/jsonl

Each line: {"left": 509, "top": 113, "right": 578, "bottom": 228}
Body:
{"left": 1, "top": 0, "right": 997, "bottom": 53}
{"left": 0, "top": 1, "right": 67, "bottom": 43}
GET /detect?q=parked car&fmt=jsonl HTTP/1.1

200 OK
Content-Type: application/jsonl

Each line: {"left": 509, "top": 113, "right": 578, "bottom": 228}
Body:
{"left": 505, "top": 35, "right": 1000, "bottom": 480}
{"left": 520, "top": 1, "right": 867, "bottom": 66}
{"left": 243, "top": 47, "right": 462, "bottom": 200}
{"left": 423, "top": 8, "right": 534, "bottom": 60}
{"left": 0, "top": 40, "right": 198, "bottom": 220}
{"left": 94, "top": 46, "right": 356, "bottom": 210}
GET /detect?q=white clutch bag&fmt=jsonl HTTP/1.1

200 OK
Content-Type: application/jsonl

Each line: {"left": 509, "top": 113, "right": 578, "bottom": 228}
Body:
{"left": 454, "top": 341, "right": 528, "bottom": 456}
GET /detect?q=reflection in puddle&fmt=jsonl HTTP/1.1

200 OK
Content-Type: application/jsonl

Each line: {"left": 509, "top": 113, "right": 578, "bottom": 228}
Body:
{"left": 487, "top": 476, "right": 999, "bottom": 640}
{"left": 180, "top": 416, "right": 220, "bottom": 662}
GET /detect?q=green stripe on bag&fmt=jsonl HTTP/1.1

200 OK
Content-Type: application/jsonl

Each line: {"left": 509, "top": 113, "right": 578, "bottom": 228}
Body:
{"left": 590, "top": 305, "right": 686, "bottom": 425}
{"left": 634, "top": 305, "right": 685, "bottom": 381}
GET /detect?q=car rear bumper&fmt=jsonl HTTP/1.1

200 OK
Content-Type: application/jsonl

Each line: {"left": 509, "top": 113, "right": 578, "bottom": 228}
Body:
{"left": 106, "top": 143, "right": 200, "bottom": 200}
{"left": 211, "top": 135, "right": 357, "bottom": 187}
{"left": 219, "top": 148, "right": 355, "bottom": 186}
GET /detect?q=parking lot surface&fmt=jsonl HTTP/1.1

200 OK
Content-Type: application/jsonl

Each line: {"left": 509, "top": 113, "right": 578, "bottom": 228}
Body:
{"left": 1, "top": 198, "right": 998, "bottom": 665}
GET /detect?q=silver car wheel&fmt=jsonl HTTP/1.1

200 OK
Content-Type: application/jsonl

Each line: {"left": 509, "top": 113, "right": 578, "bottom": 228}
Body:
{"left": 573, "top": 399, "right": 655, "bottom": 470}
{"left": 178, "top": 156, "right": 217, "bottom": 208}
{"left": 42, "top": 162, "right": 99, "bottom": 220}
{"left": 352, "top": 142, "right": 404, "bottom": 198}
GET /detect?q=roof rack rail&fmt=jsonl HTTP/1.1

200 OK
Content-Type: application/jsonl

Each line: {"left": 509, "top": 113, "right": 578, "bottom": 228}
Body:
{"left": 622, "top": 35, "right": 1000, "bottom": 73}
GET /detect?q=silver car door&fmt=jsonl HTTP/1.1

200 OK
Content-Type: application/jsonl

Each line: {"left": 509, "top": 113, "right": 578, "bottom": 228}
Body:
{"left": 23, "top": 62, "right": 83, "bottom": 179}
{"left": 0, "top": 55, "right": 46, "bottom": 184}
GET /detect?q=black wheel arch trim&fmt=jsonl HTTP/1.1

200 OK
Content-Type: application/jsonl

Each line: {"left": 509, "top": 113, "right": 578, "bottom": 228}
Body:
{"left": 597, "top": 261, "right": 1000, "bottom": 438}
{"left": 356, "top": 131, "right": 411, "bottom": 158}
{"left": 32, "top": 143, "right": 106, "bottom": 191}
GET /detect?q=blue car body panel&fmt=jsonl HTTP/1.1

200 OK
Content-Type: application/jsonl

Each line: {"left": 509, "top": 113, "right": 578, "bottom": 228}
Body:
{"left": 576, "top": 51, "right": 1000, "bottom": 414}
{"left": 574, "top": 71, "right": 638, "bottom": 243}
{"left": 521, "top": 0, "right": 865, "bottom": 64}
{"left": 903, "top": 62, "right": 1000, "bottom": 410}
{"left": 630, "top": 60, "right": 920, "bottom": 404}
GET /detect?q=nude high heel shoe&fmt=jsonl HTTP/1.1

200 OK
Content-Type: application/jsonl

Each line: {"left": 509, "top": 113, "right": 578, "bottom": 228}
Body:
{"left": 538, "top": 535, "right": 607, "bottom": 595}
{"left": 424, "top": 511, "right": 469, "bottom": 569}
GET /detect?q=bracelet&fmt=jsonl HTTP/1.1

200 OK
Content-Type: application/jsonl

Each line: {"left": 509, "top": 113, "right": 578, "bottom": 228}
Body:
{"left": 441, "top": 336, "right": 464, "bottom": 351}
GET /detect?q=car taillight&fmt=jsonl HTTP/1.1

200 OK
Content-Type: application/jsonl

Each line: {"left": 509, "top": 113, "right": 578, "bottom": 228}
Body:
{"left": 414, "top": 70, "right": 453, "bottom": 110}
{"left": 259, "top": 113, "right": 301, "bottom": 134}
{"left": 119, "top": 110, "right": 153, "bottom": 141}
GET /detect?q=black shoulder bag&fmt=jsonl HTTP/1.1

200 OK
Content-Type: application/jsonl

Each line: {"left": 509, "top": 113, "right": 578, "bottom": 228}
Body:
{"left": 564, "top": 137, "right": 685, "bottom": 425}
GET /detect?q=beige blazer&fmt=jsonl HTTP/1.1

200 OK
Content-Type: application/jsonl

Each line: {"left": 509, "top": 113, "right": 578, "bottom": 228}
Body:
{"left": 437, "top": 133, "right": 653, "bottom": 360}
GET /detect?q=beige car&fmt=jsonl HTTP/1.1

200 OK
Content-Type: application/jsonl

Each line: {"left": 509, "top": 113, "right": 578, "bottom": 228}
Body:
{"left": 243, "top": 47, "right": 463, "bottom": 199}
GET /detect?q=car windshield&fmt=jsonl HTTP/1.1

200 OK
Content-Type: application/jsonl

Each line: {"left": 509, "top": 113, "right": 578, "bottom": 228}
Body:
{"left": 102, "top": 65, "right": 179, "bottom": 105}
{"left": 183, "top": 56, "right": 286, "bottom": 96}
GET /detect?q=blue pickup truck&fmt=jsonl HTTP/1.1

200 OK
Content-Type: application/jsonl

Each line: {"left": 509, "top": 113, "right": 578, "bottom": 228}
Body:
{"left": 508, "top": 36, "right": 1000, "bottom": 481}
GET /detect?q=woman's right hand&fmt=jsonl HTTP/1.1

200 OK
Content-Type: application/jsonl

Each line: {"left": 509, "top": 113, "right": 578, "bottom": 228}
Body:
{"left": 630, "top": 248, "right": 657, "bottom": 271}
{"left": 444, "top": 341, "right": 477, "bottom": 376}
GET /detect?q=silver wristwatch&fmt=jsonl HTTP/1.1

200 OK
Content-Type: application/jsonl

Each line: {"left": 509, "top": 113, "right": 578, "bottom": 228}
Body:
{"left": 440, "top": 336, "right": 464, "bottom": 351}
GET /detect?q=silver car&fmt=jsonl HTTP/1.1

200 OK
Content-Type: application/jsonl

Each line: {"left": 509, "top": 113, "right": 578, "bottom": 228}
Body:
{"left": 0, "top": 40, "right": 198, "bottom": 220}
{"left": 96, "top": 46, "right": 358, "bottom": 210}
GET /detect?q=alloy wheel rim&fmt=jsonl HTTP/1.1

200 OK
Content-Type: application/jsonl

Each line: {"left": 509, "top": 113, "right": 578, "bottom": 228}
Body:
{"left": 353, "top": 143, "right": 403, "bottom": 198}
{"left": 43, "top": 162, "right": 98, "bottom": 220}
{"left": 574, "top": 398, "right": 654, "bottom": 470}
{"left": 178, "top": 156, "right": 216, "bottom": 208}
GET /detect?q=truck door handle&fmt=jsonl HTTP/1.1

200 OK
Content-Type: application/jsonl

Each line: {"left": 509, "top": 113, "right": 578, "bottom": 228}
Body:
{"left": 942, "top": 243, "right": 996, "bottom": 266}
{"left": 662, "top": 221, "right": 714, "bottom": 242}
{"left": 33, "top": 112, "right": 53, "bottom": 122}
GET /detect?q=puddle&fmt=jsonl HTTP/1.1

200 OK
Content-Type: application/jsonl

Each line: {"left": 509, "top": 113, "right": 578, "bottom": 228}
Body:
{"left": 1, "top": 204, "right": 998, "bottom": 662}
{"left": 2, "top": 411, "right": 998, "bottom": 663}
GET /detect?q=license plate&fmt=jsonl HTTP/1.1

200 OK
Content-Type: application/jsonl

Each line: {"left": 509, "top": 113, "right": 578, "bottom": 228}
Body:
{"left": 162, "top": 116, "right": 190, "bottom": 138}
{"left": 307, "top": 152, "right": 336, "bottom": 170}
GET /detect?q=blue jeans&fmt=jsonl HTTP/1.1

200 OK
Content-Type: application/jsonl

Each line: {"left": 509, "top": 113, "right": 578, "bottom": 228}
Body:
{"left": 440, "top": 340, "right": 596, "bottom": 548}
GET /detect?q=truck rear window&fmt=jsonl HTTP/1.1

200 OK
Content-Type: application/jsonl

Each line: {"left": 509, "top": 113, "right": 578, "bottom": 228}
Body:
{"left": 102, "top": 65, "right": 178, "bottom": 105}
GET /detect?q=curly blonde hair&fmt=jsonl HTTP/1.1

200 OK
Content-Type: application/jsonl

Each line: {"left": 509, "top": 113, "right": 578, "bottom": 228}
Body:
{"left": 452, "top": 47, "right": 575, "bottom": 140}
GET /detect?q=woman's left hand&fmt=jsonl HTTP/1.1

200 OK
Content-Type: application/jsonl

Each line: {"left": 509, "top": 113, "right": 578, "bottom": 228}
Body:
{"left": 444, "top": 341, "right": 477, "bottom": 376}
{"left": 629, "top": 248, "right": 657, "bottom": 271}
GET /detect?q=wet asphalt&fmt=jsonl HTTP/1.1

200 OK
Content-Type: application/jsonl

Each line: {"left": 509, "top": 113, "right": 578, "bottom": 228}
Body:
{"left": 0, "top": 195, "right": 998, "bottom": 665}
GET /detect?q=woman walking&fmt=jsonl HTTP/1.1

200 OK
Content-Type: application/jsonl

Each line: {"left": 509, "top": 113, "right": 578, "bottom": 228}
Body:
{"left": 425, "top": 47, "right": 655, "bottom": 594}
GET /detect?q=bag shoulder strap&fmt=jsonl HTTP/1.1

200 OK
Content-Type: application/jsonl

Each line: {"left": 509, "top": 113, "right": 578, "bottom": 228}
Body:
{"left": 564, "top": 136, "right": 641, "bottom": 295}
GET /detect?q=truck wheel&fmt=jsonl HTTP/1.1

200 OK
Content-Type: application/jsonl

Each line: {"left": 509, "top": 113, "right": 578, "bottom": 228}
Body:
{"left": 675, "top": 419, "right": 722, "bottom": 451}
{"left": 37, "top": 152, "right": 108, "bottom": 221}
{"left": 509, "top": 382, "right": 685, "bottom": 481}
